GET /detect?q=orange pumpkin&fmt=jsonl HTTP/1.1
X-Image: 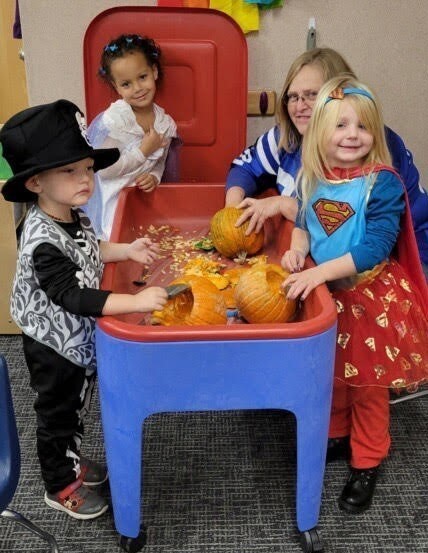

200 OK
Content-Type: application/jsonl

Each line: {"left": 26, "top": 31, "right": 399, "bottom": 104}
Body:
{"left": 151, "top": 274, "right": 227, "bottom": 326}
{"left": 220, "top": 266, "right": 249, "bottom": 308}
{"left": 183, "top": 258, "right": 229, "bottom": 289}
{"left": 209, "top": 207, "right": 264, "bottom": 258}
{"left": 234, "top": 263, "right": 297, "bottom": 323}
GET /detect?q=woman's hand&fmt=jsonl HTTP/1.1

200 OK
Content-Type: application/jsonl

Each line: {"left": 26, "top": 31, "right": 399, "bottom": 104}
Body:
{"left": 235, "top": 196, "right": 283, "bottom": 234}
{"left": 282, "top": 266, "right": 327, "bottom": 301}
{"left": 127, "top": 237, "right": 160, "bottom": 265}
{"left": 135, "top": 172, "right": 159, "bottom": 192}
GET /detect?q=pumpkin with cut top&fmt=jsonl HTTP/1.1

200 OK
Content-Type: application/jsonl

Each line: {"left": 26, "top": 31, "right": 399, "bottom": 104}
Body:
{"left": 220, "top": 266, "right": 249, "bottom": 308}
{"left": 151, "top": 274, "right": 227, "bottom": 326}
{"left": 209, "top": 207, "right": 264, "bottom": 258}
{"left": 234, "top": 263, "right": 297, "bottom": 323}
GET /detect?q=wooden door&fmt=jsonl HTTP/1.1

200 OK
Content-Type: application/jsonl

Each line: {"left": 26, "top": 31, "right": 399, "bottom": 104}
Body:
{"left": 0, "top": 0, "right": 28, "bottom": 120}
{"left": 0, "top": 1, "right": 28, "bottom": 333}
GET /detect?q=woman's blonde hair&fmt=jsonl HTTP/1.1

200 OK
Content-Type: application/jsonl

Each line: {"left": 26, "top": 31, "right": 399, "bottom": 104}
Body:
{"left": 299, "top": 75, "right": 392, "bottom": 212}
{"left": 277, "top": 48, "right": 356, "bottom": 152}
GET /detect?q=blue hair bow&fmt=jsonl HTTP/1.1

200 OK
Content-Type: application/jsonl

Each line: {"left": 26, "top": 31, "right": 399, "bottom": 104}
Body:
{"left": 104, "top": 43, "right": 119, "bottom": 53}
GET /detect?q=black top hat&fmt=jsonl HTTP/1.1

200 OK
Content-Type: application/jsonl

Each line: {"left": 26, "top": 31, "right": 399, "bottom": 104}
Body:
{"left": 0, "top": 99, "right": 120, "bottom": 202}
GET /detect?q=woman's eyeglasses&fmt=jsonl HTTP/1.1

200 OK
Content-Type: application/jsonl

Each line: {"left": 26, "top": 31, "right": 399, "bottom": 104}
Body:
{"left": 284, "top": 90, "right": 319, "bottom": 105}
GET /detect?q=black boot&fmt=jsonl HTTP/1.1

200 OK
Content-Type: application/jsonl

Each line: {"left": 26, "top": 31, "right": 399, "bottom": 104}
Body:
{"left": 338, "top": 466, "right": 379, "bottom": 513}
{"left": 326, "top": 436, "right": 350, "bottom": 463}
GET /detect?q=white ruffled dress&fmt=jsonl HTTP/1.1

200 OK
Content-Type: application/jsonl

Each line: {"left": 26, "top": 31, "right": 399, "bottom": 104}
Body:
{"left": 84, "top": 99, "right": 177, "bottom": 240}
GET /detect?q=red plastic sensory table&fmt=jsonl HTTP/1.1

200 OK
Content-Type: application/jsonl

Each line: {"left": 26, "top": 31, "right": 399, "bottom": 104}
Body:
{"left": 84, "top": 7, "right": 337, "bottom": 553}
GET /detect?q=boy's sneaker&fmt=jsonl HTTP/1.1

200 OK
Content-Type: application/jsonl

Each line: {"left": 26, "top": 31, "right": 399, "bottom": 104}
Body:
{"left": 79, "top": 456, "right": 108, "bottom": 486}
{"left": 44, "top": 479, "right": 109, "bottom": 520}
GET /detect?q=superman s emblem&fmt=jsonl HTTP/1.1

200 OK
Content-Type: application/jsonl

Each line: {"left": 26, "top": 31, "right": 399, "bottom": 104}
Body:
{"left": 313, "top": 199, "right": 355, "bottom": 236}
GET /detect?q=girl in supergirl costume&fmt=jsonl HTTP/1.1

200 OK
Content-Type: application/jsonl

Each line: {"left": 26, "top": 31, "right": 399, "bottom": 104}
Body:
{"left": 281, "top": 76, "right": 428, "bottom": 514}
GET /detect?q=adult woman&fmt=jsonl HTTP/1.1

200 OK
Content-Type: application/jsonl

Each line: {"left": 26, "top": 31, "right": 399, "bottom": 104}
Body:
{"left": 225, "top": 48, "right": 428, "bottom": 273}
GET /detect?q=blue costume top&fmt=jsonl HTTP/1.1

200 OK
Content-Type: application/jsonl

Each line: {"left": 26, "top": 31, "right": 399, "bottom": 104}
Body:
{"left": 295, "top": 169, "right": 404, "bottom": 273}
{"left": 226, "top": 125, "right": 428, "bottom": 266}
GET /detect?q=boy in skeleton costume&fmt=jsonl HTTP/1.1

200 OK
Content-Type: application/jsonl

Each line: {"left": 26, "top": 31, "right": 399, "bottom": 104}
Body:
{"left": 0, "top": 100, "right": 168, "bottom": 519}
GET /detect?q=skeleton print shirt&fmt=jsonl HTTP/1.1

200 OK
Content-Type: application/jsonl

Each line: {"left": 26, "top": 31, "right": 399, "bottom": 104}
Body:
{"left": 11, "top": 205, "right": 110, "bottom": 369}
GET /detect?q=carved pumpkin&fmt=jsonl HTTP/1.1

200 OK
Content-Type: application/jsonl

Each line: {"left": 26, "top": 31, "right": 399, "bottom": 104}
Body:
{"left": 234, "top": 263, "right": 297, "bottom": 323}
{"left": 210, "top": 207, "right": 264, "bottom": 258}
{"left": 151, "top": 274, "right": 227, "bottom": 326}
{"left": 183, "top": 257, "right": 229, "bottom": 289}
{"left": 220, "top": 266, "right": 249, "bottom": 308}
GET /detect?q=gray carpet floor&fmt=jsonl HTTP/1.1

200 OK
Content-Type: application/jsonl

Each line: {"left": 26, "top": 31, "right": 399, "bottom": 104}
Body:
{"left": 1, "top": 334, "right": 427, "bottom": 553}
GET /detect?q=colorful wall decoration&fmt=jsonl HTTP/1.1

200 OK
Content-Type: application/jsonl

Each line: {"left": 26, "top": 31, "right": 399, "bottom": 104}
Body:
{"left": 156, "top": 0, "right": 283, "bottom": 33}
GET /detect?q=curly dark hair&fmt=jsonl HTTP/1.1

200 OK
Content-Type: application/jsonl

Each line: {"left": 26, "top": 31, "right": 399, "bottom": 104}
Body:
{"left": 99, "top": 34, "right": 163, "bottom": 85}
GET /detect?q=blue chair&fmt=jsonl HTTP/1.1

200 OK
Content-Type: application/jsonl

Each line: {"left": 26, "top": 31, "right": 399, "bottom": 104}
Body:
{"left": 0, "top": 354, "right": 59, "bottom": 553}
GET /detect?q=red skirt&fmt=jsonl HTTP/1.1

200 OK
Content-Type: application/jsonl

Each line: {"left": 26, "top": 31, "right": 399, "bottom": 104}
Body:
{"left": 333, "top": 260, "right": 428, "bottom": 388}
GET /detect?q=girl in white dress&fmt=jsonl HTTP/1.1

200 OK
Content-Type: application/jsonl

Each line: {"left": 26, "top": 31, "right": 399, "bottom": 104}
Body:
{"left": 84, "top": 34, "right": 178, "bottom": 239}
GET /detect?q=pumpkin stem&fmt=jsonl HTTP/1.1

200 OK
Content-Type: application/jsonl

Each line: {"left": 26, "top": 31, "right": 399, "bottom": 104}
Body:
{"left": 233, "top": 251, "right": 247, "bottom": 264}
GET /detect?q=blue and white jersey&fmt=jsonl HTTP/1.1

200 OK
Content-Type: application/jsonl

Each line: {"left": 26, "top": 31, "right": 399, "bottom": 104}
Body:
{"left": 226, "top": 126, "right": 301, "bottom": 198}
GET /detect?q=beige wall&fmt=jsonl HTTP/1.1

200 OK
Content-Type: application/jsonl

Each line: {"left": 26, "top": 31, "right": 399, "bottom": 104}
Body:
{"left": 19, "top": 0, "right": 428, "bottom": 184}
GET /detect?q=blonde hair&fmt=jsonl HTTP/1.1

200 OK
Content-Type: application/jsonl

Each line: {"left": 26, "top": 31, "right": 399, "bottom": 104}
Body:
{"left": 299, "top": 75, "right": 392, "bottom": 213}
{"left": 277, "top": 48, "right": 355, "bottom": 152}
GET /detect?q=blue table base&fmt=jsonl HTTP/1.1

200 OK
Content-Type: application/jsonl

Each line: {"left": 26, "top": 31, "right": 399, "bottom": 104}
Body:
{"left": 96, "top": 326, "right": 336, "bottom": 538}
